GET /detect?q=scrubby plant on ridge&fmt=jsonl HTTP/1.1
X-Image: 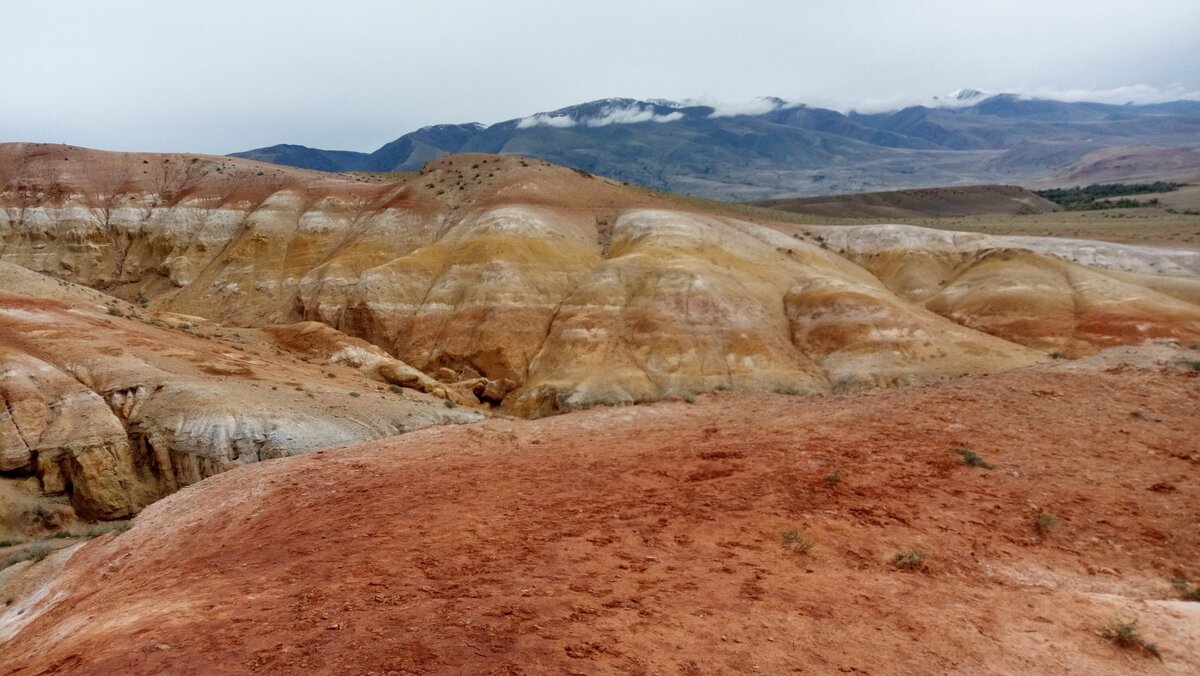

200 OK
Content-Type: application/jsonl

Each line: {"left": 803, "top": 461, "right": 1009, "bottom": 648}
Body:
{"left": 1171, "top": 578, "right": 1200, "bottom": 602}
{"left": 1034, "top": 511, "right": 1059, "bottom": 535}
{"left": 953, "top": 447, "right": 994, "bottom": 469}
{"left": 782, "top": 530, "right": 814, "bottom": 554}
{"left": 1099, "top": 620, "right": 1161, "bottom": 660}
{"left": 891, "top": 549, "right": 928, "bottom": 570}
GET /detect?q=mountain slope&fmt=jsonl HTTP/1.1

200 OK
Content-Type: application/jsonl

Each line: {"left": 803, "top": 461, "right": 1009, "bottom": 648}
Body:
{"left": 231, "top": 95, "right": 1200, "bottom": 199}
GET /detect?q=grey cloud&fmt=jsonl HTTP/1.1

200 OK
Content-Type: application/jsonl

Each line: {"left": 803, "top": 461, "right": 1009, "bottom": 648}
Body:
{"left": 2, "top": 0, "right": 1197, "bottom": 154}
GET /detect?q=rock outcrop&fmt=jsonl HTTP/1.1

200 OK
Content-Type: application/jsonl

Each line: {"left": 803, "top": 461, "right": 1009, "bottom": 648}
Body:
{"left": 805, "top": 224, "right": 1200, "bottom": 356}
{"left": 0, "top": 271, "right": 480, "bottom": 523}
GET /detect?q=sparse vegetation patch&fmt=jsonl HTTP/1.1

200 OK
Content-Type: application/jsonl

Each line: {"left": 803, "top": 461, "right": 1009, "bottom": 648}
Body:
{"left": 1171, "top": 578, "right": 1200, "bottom": 602}
{"left": 953, "top": 447, "right": 994, "bottom": 469}
{"left": 891, "top": 549, "right": 928, "bottom": 570}
{"left": 1034, "top": 512, "right": 1058, "bottom": 535}
{"left": 1036, "top": 182, "right": 1183, "bottom": 211}
{"left": 1, "top": 542, "right": 53, "bottom": 570}
{"left": 782, "top": 530, "right": 814, "bottom": 554}
{"left": 1099, "top": 620, "right": 1161, "bottom": 660}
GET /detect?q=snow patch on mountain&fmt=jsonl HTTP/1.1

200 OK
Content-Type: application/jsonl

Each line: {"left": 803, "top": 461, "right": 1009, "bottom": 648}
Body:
{"left": 707, "top": 96, "right": 798, "bottom": 118}
{"left": 931, "top": 88, "right": 988, "bottom": 107}
{"left": 516, "top": 101, "right": 683, "bottom": 129}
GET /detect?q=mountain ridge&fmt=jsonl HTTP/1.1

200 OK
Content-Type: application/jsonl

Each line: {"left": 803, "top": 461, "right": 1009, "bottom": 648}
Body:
{"left": 231, "top": 94, "right": 1200, "bottom": 199}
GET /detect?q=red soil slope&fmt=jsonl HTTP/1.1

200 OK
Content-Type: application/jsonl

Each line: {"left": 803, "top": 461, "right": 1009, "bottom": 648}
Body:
{"left": 2, "top": 347, "right": 1198, "bottom": 674}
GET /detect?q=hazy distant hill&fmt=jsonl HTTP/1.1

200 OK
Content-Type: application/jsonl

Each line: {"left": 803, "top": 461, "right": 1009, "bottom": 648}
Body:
{"left": 232, "top": 94, "right": 1200, "bottom": 200}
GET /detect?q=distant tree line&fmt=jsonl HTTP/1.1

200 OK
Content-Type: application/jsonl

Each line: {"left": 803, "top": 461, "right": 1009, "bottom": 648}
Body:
{"left": 1035, "top": 182, "right": 1184, "bottom": 210}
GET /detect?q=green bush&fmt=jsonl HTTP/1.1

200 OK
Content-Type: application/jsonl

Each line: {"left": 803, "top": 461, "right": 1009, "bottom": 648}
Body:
{"left": 1036, "top": 182, "right": 1182, "bottom": 211}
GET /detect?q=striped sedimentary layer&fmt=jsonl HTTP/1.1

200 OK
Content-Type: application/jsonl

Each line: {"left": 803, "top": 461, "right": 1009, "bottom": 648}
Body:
{"left": 3, "top": 144, "right": 1199, "bottom": 419}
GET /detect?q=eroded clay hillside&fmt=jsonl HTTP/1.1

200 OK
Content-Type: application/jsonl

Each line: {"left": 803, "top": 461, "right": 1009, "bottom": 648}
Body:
{"left": 2, "top": 347, "right": 1196, "bottom": 674}
{"left": 4, "top": 143, "right": 1199, "bottom": 418}
{"left": 0, "top": 260, "right": 480, "bottom": 527}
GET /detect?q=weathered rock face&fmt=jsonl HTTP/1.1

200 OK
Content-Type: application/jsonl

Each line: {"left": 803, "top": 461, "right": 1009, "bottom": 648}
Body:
{"left": 806, "top": 224, "right": 1200, "bottom": 357}
{"left": 3, "top": 144, "right": 1199, "bottom": 419}
{"left": 0, "top": 277, "right": 481, "bottom": 522}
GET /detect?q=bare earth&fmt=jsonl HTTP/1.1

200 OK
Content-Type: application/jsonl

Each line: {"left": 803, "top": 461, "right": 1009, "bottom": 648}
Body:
{"left": 2, "top": 346, "right": 1197, "bottom": 675}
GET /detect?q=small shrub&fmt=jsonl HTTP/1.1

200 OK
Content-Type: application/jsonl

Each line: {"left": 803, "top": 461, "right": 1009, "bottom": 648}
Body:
{"left": 389, "top": 384, "right": 404, "bottom": 394}
{"left": 1178, "top": 359, "right": 1200, "bottom": 372}
{"left": 891, "top": 549, "right": 928, "bottom": 570}
{"left": 1, "top": 543, "right": 53, "bottom": 570}
{"left": 1049, "top": 351, "right": 1065, "bottom": 359}
{"left": 88, "top": 520, "right": 131, "bottom": 537}
{"left": 782, "top": 530, "right": 814, "bottom": 554}
{"left": 1034, "top": 512, "right": 1059, "bottom": 535}
{"left": 23, "top": 504, "right": 55, "bottom": 529}
{"left": 681, "top": 393, "right": 696, "bottom": 404}
{"left": 106, "top": 306, "right": 123, "bottom": 317}
{"left": 823, "top": 468, "right": 843, "bottom": 486}
{"left": 1099, "top": 620, "right": 1161, "bottom": 659}
{"left": 953, "top": 448, "right": 995, "bottom": 469}
{"left": 1171, "top": 578, "right": 1200, "bottom": 602}
{"left": 444, "top": 400, "right": 457, "bottom": 409}
{"left": 348, "top": 391, "right": 361, "bottom": 398}
{"left": 714, "top": 383, "right": 730, "bottom": 392}
{"left": 55, "top": 520, "right": 132, "bottom": 540}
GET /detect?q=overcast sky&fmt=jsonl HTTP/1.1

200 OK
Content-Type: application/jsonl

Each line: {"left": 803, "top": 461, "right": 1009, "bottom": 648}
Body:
{"left": 4, "top": 0, "right": 1198, "bottom": 154}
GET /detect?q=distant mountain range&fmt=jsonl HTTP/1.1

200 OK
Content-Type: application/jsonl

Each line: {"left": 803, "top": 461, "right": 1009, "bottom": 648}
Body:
{"left": 232, "top": 93, "right": 1200, "bottom": 200}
